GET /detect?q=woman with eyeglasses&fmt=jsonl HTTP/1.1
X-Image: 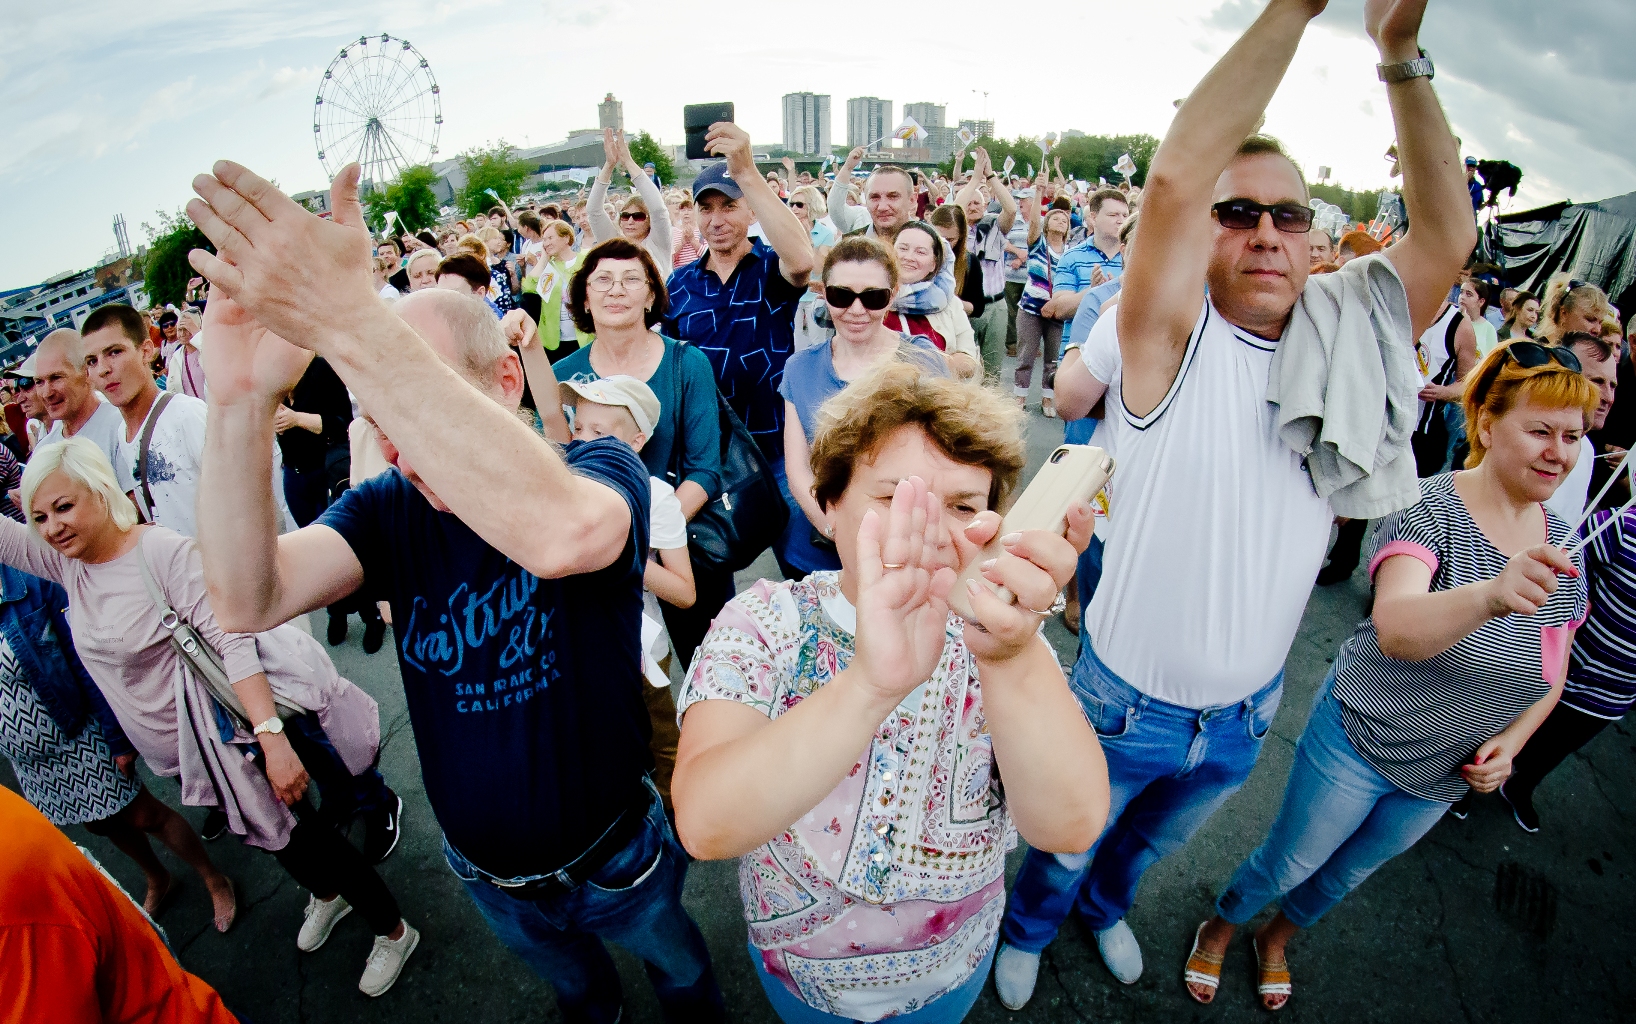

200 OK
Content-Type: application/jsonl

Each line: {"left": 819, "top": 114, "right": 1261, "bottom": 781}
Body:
{"left": 589, "top": 128, "right": 674, "bottom": 271}
{"left": 778, "top": 238, "right": 949, "bottom": 579}
{"left": 1183, "top": 340, "right": 1594, "bottom": 1011}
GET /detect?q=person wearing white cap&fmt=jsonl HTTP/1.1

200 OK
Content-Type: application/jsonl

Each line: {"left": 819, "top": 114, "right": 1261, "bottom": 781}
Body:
{"left": 560, "top": 374, "right": 695, "bottom": 815}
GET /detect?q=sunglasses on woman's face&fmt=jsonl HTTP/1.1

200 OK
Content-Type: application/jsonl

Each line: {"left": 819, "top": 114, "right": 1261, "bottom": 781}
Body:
{"left": 824, "top": 285, "right": 892, "bottom": 311}
{"left": 619, "top": 211, "right": 648, "bottom": 222}
{"left": 1211, "top": 198, "right": 1315, "bottom": 234}
{"left": 789, "top": 201, "right": 807, "bottom": 210}
{"left": 1503, "top": 340, "right": 1582, "bottom": 373}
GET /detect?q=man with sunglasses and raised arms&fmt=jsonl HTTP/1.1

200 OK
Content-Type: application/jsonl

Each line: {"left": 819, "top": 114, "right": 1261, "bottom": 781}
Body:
{"left": 994, "top": 0, "right": 1475, "bottom": 1008}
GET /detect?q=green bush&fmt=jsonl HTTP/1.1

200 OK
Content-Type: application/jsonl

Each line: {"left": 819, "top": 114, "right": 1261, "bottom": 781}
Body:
{"left": 364, "top": 165, "right": 442, "bottom": 235}
{"left": 139, "top": 211, "right": 212, "bottom": 308}
{"left": 456, "top": 142, "right": 534, "bottom": 217}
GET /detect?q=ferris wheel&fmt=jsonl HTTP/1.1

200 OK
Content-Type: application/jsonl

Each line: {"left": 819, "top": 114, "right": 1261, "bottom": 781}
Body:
{"left": 312, "top": 34, "right": 442, "bottom": 187}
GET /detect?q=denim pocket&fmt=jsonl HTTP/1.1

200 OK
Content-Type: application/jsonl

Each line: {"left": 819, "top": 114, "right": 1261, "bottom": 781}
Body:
{"left": 442, "top": 840, "right": 482, "bottom": 883}
{"left": 1245, "top": 691, "right": 1282, "bottom": 742}
{"left": 584, "top": 815, "right": 665, "bottom": 894}
{"left": 1089, "top": 699, "right": 1132, "bottom": 739}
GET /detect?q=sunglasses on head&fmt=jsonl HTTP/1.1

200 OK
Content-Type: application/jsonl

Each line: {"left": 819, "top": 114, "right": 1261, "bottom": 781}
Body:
{"left": 1502, "top": 340, "right": 1582, "bottom": 373}
{"left": 824, "top": 285, "right": 892, "bottom": 311}
{"left": 1212, "top": 198, "right": 1315, "bottom": 234}
{"left": 619, "top": 211, "right": 648, "bottom": 222}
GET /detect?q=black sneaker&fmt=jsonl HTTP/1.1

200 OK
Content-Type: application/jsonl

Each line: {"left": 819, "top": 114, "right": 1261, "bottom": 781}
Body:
{"left": 201, "top": 808, "right": 229, "bottom": 841}
{"left": 327, "top": 613, "right": 348, "bottom": 646}
{"left": 1499, "top": 782, "right": 1540, "bottom": 833}
{"left": 1447, "top": 795, "right": 1471, "bottom": 820}
{"left": 362, "top": 616, "right": 387, "bottom": 655}
{"left": 362, "top": 790, "right": 405, "bottom": 864}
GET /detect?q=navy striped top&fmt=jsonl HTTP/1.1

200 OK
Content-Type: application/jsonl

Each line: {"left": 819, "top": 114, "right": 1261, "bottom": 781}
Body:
{"left": 1564, "top": 508, "right": 1636, "bottom": 719}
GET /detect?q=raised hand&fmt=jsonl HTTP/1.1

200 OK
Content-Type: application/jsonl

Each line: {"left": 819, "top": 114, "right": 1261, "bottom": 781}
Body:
{"left": 186, "top": 161, "right": 377, "bottom": 352}
{"left": 705, "top": 122, "right": 756, "bottom": 178}
{"left": 602, "top": 127, "right": 621, "bottom": 172}
{"left": 962, "top": 503, "right": 1094, "bottom": 663}
{"left": 849, "top": 478, "right": 957, "bottom": 706}
{"left": 1364, "top": 0, "right": 1425, "bottom": 57}
{"left": 1483, "top": 544, "right": 1578, "bottom": 618}
{"left": 199, "top": 286, "right": 314, "bottom": 408}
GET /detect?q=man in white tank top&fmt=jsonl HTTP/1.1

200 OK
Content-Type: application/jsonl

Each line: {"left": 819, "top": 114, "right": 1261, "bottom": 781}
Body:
{"left": 993, "top": 0, "right": 1477, "bottom": 1008}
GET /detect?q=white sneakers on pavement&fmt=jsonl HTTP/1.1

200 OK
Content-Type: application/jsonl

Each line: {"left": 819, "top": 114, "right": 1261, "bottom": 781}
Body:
{"left": 359, "top": 921, "right": 420, "bottom": 997}
{"left": 297, "top": 895, "right": 353, "bottom": 952}
{"left": 1095, "top": 919, "right": 1144, "bottom": 984}
{"left": 993, "top": 943, "right": 1041, "bottom": 1010}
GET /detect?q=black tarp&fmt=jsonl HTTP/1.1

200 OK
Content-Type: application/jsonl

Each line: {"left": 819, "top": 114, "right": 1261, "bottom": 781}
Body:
{"left": 1477, "top": 190, "right": 1636, "bottom": 318}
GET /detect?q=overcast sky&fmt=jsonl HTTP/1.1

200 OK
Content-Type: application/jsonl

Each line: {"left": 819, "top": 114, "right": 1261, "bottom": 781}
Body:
{"left": 3, "top": 0, "right": 1630, "bottom": 291}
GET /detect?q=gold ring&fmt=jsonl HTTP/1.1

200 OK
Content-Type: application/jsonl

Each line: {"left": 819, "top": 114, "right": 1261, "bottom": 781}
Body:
{"left": 881, "top": 562, "right": 906, "bottom": 570}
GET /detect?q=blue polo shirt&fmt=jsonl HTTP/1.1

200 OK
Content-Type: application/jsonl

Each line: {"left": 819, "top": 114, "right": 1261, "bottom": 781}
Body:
{"left": 1066, "top": 278, "right": 1125, "bottom": 350}
{"left": 1052, "top": 238, "right": 1124, "bottom": 294}
{"left": 664, "top": 238, "right": 804, "bottom": 462}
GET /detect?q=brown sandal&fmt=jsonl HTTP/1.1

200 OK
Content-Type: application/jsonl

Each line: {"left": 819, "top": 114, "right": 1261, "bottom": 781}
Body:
{"left": 1184, "top": 922, "right": 1225, "bottom": 1004}
{"left": 1253, "top": 936, "right": 1292, "bottom": 1011}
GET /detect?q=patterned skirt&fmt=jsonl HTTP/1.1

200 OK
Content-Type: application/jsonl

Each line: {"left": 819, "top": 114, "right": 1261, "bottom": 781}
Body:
{"left": 0, "top": 639, "right": 140, "bottom": 826}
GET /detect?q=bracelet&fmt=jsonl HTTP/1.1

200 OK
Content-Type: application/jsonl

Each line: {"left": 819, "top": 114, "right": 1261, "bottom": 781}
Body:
{"left": 1377, "top": 49, "right": 1434, "bottom": 83}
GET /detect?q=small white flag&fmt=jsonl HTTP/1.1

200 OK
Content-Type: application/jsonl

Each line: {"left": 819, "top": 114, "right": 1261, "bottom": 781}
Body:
{"left": 1113, "top": 153, "right": 1138, "bottom": 178}
{"left": 893, "top": 116, "right": 928, "bottom": 144}
{"left": 957, "top": 126, "right": 976, "bottom": 147}
{"left": 1042, "top": 132, "right": 1057, "bottom": 155}
{"left": 1026, "top": 164, "right": 1034, "bottom": 179}
{"left": 1002, "top": 155, "right": 1016, "bottom": 176}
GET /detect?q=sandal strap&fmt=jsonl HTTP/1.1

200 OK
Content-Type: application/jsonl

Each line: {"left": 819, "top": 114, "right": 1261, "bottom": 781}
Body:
{"left": 1258, "top": 981, "right": 1293, "bottom": 995}
{"left": 1184, "top": 969, "right": 1222, "bottom": 990}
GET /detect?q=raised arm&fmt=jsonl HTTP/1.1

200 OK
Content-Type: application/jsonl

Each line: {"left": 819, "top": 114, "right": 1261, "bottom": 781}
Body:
{"left": 1369, "top": 0, "right": 1477, "bottom": 335}
{"left": 587, "top": 130, "right": 621, "bottom": 244}
{"left": 827, "top": 147, "right": 869, "bottom": 235}
{"left": 620, "top": 132, "right": 673, "bottom": 266}
{"left": 1117, "top": 0, "right": 1320, "bottom": 416}
{"left": 187, "top": 163, "right": 631, "bottom": 588}
{"left": 1371, "top": 543, "right": 1577, "bottom": 662}
{"left": 984, "top": 150, "right": 1020, "bottom": 235}
{"left": 499, "top": 309, "right": 571, "bottom": 444}
{"left": 706, "top": 122, "right": 813, "bottom": 286}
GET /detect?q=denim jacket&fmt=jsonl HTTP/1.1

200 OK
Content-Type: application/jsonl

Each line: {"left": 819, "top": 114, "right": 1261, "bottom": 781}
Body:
{"left": 0, "top": 563, "right": 133, "bottom": 758}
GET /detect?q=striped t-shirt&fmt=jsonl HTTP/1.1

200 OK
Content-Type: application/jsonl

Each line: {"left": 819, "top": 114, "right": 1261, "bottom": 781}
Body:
{"left": 1331, "top": 473, "right": 1588, "bottom": 803}
{"left": 1019, "top": 238, "right": 1063, "bottom": 316}
{"left": 1564, "top": 508, "right": 1636, "bottom": 719}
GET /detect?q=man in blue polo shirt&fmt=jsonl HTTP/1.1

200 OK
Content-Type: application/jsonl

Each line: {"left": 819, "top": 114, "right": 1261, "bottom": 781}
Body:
{"left": 1041, "top": 187, "right": 1129, "bottom": 321}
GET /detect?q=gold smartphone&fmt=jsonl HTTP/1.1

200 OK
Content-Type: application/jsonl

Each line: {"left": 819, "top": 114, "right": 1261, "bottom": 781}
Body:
{"left": 947, "top": 444, "right": 1114, "bottom": 623}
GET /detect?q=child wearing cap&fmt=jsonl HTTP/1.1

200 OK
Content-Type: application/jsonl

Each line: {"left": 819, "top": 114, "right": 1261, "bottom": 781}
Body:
{"left": 560, "top": 374, "right": 694, "bottom": 813}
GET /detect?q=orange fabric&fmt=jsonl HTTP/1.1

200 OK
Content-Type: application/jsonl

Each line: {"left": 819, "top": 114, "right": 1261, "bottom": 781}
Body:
{"left": 0, "top": 787, "right": 237, "bottom": 1024}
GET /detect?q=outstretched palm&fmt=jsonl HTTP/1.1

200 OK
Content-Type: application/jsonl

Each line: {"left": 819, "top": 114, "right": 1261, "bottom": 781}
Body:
{"left": 850, "top": 478, "right": 956, "bottom": 705}
{"left": 200, "top": 290, "right": 314, "bottom": 406}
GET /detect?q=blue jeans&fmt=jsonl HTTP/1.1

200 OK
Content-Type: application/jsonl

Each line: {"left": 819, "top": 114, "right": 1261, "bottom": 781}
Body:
{"left": 443, "top": 784, "right": 724, "bottom": 1024}
{"left": 1215, "top": 674, "right": 1449, "bottom": 929}
{"left": 1060, "top": 417, "right": 1104, "bottom": 654}
{"left": 1003, "top": 641, "right": 1283, "bottom": 950}
{"left": 774, "top": 457, "right": 841, "bottom": 580}
{"left": 750, "top": 939, "right": 997, "bottom": 1024}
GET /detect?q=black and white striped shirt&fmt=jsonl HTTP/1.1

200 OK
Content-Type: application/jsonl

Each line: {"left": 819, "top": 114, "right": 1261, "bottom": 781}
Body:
{"left": 1332, "top": 474, "right": 1588, "bottom": 803}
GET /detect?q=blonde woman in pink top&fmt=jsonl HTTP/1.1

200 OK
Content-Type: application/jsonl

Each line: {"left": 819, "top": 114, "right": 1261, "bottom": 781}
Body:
{"left": 0, "top": 437, "right": 420, "bottom": 997}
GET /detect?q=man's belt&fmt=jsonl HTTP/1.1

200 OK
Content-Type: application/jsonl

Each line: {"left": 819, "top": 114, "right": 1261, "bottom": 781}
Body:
{"left": 487, "top": 787, "right": 654, "bottom": 902}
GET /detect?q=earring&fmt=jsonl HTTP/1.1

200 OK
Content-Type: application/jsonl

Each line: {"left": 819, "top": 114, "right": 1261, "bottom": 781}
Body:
{"left": 825, "top": 524, "right": 834, "bottom": 538}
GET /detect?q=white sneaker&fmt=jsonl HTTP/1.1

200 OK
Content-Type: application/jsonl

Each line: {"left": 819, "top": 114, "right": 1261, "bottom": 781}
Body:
{"left": 992, "top": 942, "right": 1041, "bottom": 1010}
{"left": 1095, "top": 919, "right": 1144, "bottom": 984}
{"left": 359, "top": 921, "right": 420, "bottom": 997}
{"left": 297, "top": 895, "right": 352, "bottom": 952}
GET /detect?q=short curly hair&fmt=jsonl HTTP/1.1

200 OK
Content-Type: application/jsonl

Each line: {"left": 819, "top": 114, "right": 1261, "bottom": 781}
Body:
{"left": 568, "top": 238, "right": 670, "bottom": 335}
{"left": 809, "top": 360, "right": 1027, "bottom": 513}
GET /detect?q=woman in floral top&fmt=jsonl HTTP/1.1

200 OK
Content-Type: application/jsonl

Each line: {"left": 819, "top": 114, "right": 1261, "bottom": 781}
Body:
{"left": 675, "top": 361, "right": 1108, "bottom": 1022}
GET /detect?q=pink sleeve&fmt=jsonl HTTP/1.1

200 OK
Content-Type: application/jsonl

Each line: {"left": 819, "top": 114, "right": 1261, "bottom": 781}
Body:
{"left": 1368, "top": 540, "right": 1439, "bottom": 580}
{"left": 1540, "top": 601, "right": 1589, "bottom": 683}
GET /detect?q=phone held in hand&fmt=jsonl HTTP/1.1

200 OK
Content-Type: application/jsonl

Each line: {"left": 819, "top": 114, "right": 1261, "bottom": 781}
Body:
{"left": 947, "top": 445, "right": 1114, "bottom": 623}
{"left": 684, "top": 102, "right": 735, "bottom": 160}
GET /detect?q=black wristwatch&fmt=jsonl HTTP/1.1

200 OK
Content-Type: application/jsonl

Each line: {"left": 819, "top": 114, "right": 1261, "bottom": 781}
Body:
{"left": 1378, "top": 49, "right": 1434, "bottom": 84}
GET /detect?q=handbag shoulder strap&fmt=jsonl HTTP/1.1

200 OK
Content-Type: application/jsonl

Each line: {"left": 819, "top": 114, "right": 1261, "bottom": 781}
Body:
{"left": 136, "top": 392, "right": 175, "bottom": 521}
{"left": 666, "top": 337, "right": 685, "bottom": 486}
{"left": 132, "top": 530, "right": 179, "bottom": 624}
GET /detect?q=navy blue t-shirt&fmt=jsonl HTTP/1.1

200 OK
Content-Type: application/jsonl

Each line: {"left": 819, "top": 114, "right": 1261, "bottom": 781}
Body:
{"left": 317, "top": 438, "right": 651, "bottom": 878}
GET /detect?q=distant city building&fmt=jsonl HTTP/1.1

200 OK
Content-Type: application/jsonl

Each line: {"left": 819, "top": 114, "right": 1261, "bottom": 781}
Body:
{"left": 0, "top": 255, "right": 143, "bottom": 359}
{"left": 847, "top": 97, "right": 893, "bottom": 151}
{"left": 598, "top": 93, "right": 624, "bottom": 131}
{"left": 782, "top": 93, "right": 832, "bottom": 156}
{"left": 904, "top": 102, "right": 945, "bottom": 130}
{"left": 1062, "top": 129, "right": 1087, "bottom": 139}
{"left": 923, "top": 127, "right": 960, "bottom": 163}
{"left": 959, "top": 118, "right": 995, "bottom": 141}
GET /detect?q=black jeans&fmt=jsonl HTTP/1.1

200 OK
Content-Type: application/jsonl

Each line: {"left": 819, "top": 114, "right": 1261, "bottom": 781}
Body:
{"left": 272, "top": 801, "right": 401, "bottom": 935}
{"left": 1507, "top": 702, "right": 1614, "bottom": 801}
{"left": 286, "top": 713, "right": 389, "bottom": 825}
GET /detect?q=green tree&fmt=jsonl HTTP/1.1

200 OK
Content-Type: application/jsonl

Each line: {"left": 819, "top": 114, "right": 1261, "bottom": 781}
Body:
{"left": 456, "top": 141, "right": 535, "bottom": 217}
{"left": 626, "top": 131, "right": 676, "bottom": 185}
{"left": 942, "top": 133, "right": 1159, "bottom": 187}
{"left": 364, "top": 164, "right": 442, "bottom": 235}
{"left": 1310, "top": 183, "right": 1383, "bottom": 228}
{"left": 139, "top": 210, "right": 211, "bottom": 308}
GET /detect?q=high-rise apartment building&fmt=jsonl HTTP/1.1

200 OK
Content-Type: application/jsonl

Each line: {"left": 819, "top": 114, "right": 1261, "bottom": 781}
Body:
{"left": 781, "top": 93, "right": 832, "bottom": 156}
{"left": 903, "top": 102, "right": 945, "bottom": 130}
{"left": 847, "top": 97, "right": 893, "bottom": 151}
{"left": 598, "top": 93, "right": 623, "bottom": 131}
{"left": 958, "top": 118, "right": 995, "bottom": 141}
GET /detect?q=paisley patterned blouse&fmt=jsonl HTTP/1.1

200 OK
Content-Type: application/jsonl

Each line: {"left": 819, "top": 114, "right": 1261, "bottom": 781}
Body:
{"left": 678, "top": 572, "right": 1012, "bottom": 1021}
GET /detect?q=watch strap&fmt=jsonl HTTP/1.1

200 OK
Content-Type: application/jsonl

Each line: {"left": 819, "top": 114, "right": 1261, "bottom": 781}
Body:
{"left": 252, "top": 716, "right": 283, "bottom": 736}
{"left": 1378, "top": 50, "right": 1434, "bottom": 84}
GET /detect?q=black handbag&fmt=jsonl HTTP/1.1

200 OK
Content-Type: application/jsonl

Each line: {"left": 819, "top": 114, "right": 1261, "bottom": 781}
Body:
{"left": 668, "top": 342, "right": 789, "bottom": 575}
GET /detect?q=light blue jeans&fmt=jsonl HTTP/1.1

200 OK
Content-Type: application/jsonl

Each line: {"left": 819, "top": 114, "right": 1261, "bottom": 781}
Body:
{"left": 750, "top": 939, "right": 997, "bottom": 1024}
{"left": 1215, "top": 673, "right": 1451, "bottom": 929}
{"left": 1003, "top": 641, "right": 1284, "bottom": 950}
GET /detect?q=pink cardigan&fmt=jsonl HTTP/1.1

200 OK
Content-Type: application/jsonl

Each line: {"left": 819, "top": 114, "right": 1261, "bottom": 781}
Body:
{"left": 0, "top": 521, "right": 379, "bottom": 851}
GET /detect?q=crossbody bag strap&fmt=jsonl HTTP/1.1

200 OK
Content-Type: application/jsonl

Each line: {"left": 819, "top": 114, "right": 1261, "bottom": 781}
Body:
{"left": 135, "top": 392, "right": 175, "bottom": 522}
{"left": 666, "top": 338, "right": 684, "bottom": 488}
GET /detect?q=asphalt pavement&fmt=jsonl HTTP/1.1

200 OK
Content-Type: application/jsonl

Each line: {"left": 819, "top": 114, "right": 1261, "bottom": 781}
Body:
{"left": 8, "top": 381, "right": 1634, "bottom": 1023}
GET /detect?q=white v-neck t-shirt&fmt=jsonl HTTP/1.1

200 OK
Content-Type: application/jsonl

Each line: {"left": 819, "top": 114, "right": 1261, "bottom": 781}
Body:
{"left": 1085, "top": 302, "right": 1333, "bottom": 708}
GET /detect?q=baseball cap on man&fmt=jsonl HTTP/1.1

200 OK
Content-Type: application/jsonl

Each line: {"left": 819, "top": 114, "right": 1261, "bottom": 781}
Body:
{"left": 1464, "top": 156, "right": 1479, "bottom": 167}
{"left": 559, "top": 375, "right": 662, "bottom": 435}
{"left": 691, "top": 162, "right": 743, "bottom": 203}
{"left": 6, "top": 353, "right": 37, "bottom": 379}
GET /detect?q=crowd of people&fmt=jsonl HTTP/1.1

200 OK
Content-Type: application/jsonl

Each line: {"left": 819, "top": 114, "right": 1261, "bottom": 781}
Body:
{"left": 3, "top": 1, "right": 1634, "bottom": 1021}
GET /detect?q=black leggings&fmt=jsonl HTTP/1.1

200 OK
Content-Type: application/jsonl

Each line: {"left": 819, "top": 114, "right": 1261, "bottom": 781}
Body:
{"left": 272, "top": 800, "right": 401, "bottom": 936}
{"left": 1508, "top": 702, "right": 1614, "bottom": 802}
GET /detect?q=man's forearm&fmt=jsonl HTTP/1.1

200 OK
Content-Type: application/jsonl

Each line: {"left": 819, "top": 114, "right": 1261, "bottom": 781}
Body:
{"left": 736, "top": 168, "right": 814, "bottom": 281}
{"left": 199, "top": 401, "right": 287, "bottom": 627}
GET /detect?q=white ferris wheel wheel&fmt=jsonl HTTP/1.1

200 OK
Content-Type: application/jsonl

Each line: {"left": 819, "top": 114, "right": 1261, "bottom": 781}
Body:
{"left": 312, "top": 34, "right": 442, "bottom": 187}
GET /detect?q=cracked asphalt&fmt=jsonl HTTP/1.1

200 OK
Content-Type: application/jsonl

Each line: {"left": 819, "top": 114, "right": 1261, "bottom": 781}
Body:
{"left": 6, "top": 398, "right": 1633, "bottom": 1023}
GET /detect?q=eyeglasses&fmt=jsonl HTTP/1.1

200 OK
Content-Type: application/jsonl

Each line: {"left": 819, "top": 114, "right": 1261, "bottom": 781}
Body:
{"left": 587, "top": 273, "right": 650, "bottom": 293}
{"left": 824, "top": 285, "right": 892, "bottom": 311}
{"left": 1211, "top": 199, "right": 1315, "bottom": 234}
{"left": 789, "top": 201, "right": 807, "bottom": 210}
{"left": 1502, "top": 341, "right": 1582, "bottom": 373}
{"left": 619, "top": 211, "right": 648, "bottom": 222}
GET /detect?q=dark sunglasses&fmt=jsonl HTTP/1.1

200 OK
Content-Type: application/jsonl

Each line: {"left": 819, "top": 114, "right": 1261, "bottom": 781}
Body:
{"left": 619, "top": 211, "right": 648, "bottom": 222}
{"left": 1502, "top": 340, "right": 1582, "bottom": 373}
{"left": 824, "top": 285, "right": 892, "bottom": 311}
{"left": 789, "top": 200, "right": 807, "bottom": 209}
{"left": 1212, "top": 198, "right": 1315, "bottom": 234}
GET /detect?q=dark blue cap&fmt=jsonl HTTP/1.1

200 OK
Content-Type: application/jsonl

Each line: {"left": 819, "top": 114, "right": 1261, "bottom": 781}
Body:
{"left": 1464, "top": 156, "right": 1478, "bottom": 166}
{"left": 692, "top": 162, "right": 743, "bottom": 202}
